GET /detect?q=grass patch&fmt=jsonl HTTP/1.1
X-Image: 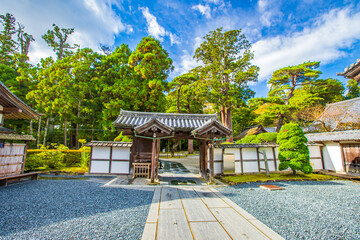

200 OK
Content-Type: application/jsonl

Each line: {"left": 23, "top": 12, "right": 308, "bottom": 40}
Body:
{"left": 222, "top": 173, "right": 341, "bottom": 184}
{"left": 59, "top": 167, "right": 88, "bottom": 174}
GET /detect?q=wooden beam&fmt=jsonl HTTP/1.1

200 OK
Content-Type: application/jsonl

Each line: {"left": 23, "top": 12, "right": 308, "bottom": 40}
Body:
{"left": 109, "top": 146, "right": 113, "bottom": 173}
{"left": 256, "top": 147, "right": 260, "bottom": 172}
{"left": 3, "top": 107, "right": 22, "bottom": 114}
{"left": 272, "top": 147, "right": 277, "bottom": 171}
{"left": 150, "top": 135, "right": 156, "bottom": 183}
{"left": 339, "top": 143, "right": 346, "bottom": 172}
{"left": 239, "top": 148, "right": 244, "bottom": 174}
{"left": 319, "top": 145, "right": 325, "bottom": 169}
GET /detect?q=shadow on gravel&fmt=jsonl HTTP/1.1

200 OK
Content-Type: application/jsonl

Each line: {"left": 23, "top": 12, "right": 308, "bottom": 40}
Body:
{"left": 0, "top": 180, "right": 153, "bottom": 238}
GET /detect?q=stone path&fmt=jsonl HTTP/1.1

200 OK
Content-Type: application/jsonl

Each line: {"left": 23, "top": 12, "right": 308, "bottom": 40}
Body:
{"left": 141, "top": 186, "right": 284, "bottom": 240}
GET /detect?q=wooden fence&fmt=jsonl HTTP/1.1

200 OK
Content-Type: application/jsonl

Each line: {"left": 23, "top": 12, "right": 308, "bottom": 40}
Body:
{"left": 0, "top": 143, "right": 27, "bottom": 176}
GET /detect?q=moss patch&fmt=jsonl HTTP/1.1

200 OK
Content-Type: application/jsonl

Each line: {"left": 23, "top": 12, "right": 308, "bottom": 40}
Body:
{"left": 222, "top": 173, "right": 341, "bottom": 184}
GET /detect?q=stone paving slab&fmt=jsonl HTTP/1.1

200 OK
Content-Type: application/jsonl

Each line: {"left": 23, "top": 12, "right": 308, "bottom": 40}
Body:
{"left": 142, "top": 186, "right": 284, "bottom": 240}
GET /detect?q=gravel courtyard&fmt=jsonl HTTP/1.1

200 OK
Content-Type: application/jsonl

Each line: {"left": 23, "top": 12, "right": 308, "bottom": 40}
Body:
{"left": 0, "top": 179, "right": 153, "bottom": 240}
{"left": 218, "top": 180, "right": 360, "bottom": 240}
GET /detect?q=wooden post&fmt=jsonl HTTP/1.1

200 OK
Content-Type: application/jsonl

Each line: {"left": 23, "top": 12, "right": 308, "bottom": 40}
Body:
{"left": 319, "top": 145, "right": 325, "bottom": 169}
{"left": 256, "top": 147, "right": 260, "bottom": 172}
{"left": 239, "top": 148, "right": 244, "bottom": 174}
{"left": 221, "top": 148, "right": 224, "bottom": 175}
{"left": 109, "top": 146, "right": 113, "bottom": 174}
{"left": 188, "top": 139, "right": 194, "bottom": 154}
{"left": 204, "top": 141, "right": 208, "bottom": 179}
{"left": 29, "top": 120, "right": 33, "bottom": 135}
{"left": 155, "top": 139, "right": 160, "bottom": 180}
{"left": 43, "top": 117, "right": 49, "bottom": 147}
{"left": 37, "top": 115, "right": 41, "bottom": 149}
{"left": 339, "top": 143, "right": 346, "bottom": 172}
{"left": 209, "top": 142, "right": 214, "bottom": 183}
{"left": 88, "top": 146, "right": 93, "bottom": 173}
{"left": 150, "top": 134, "right": 156, "bottom": 183}
{"left": 272, "top": 147, "right": 277, "bottom": 171}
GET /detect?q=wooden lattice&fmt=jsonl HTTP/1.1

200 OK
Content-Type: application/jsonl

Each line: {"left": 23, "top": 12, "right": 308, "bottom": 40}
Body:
{"left": 133, "top": 163, "right": 151, "bottom": 179}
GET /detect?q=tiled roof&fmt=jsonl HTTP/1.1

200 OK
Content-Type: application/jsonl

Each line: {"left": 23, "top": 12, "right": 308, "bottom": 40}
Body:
{"left": 0, "top": 133, "right": 35, "bottom": 141}
{"left": 113, "top": 110, "right": 218, "bottom": 131}
{"left": 338, "top": 59, "right": 360, "bottom": 81}
{"left": 305, "top": 130, "right": 360, "bottom": 142}
{"left": 308, "top": 97, "right": 360, "bottom": 132}
{"left": 234, "top": 125, "right": 267, "bottom": 140}
{"left": 86, "top": 141, "right": 132, "bottom": 147}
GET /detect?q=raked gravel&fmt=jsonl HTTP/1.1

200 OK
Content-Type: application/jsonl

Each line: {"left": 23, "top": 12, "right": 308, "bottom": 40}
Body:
{"left": 0, "top": 179, "right": 153, "bottom": 240}
{"left": 218, "top": 180, "right": 360, "bottom": 240}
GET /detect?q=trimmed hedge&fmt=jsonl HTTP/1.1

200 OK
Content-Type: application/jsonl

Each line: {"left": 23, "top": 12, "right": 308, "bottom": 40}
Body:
{"left": 26, "top": 146, "right": 90, "bottom": 171}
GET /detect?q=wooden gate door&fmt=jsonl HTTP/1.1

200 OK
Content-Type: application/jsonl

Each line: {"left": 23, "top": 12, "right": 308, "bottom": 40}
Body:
{"left": 342, "top": 144, "right": 360, "bottom": 173}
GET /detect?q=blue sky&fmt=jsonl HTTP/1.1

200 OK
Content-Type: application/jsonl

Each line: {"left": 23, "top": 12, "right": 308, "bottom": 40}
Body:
{"left": 1, "top": 0, "right": 360, "bottom": 97}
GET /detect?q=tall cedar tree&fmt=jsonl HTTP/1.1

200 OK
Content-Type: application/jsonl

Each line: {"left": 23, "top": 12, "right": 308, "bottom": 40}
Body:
{"left": 129, "top": 36, "right": 173, "bottom": 112}
{"left": 194, "top": 28, "right": 258, "bottom": 141}
{"left": 277, "top": 123, "right": 312, "bottom": 174}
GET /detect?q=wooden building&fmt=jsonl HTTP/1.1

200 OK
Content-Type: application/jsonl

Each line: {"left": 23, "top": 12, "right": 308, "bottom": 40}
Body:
{"left": 113, "top": 110, "right": 232, "bottom": 182}
{"left": 338, "top": 59, "right": 360, "bottom": 83}
{"left": 0, "top": 81, "right": 39, "bottom": 177}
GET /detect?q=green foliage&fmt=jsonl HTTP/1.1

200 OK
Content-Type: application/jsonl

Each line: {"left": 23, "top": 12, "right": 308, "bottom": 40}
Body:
{"left": 128, "top": 36, "right": 173, "bottom": 112}
{"left": 114, "top": 132, "right": 132, "bottom": 142}
{"left": 25, "top": 144, "right": 68, "bottom": 171}
{"left": 193, "top": 28, "right": 258, "bottom": 134}
{"left": 277, "top": 123, "right": 312, "bottom": 174}
{"left": 346, "top": 79, "right": 360, "bottom": 99}
{"left": 236, "top": 132, "right": 277, "bottom": 144}
{"left": 253, "top": 61, "right": 327, "bottom": 130}
{"left": 42, "top": 24, "right": 78, "bottom": 60}
{"left": 25, "top": 144, "right": 91, "bottom": 171}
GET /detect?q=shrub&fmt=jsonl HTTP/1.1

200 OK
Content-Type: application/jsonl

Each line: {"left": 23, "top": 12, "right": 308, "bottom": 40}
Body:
{"left": 114, "top": 132, "right": 132, "bottom": 142}
{"left": 277, "top": 123, "right": 312, "bottom": 174}
{"left": 256, "top": 132, "right": 278, "bottom": 143}
{"left": 25, "top": 144, "right": 90, "bottom": 171}
{"left": 237, "top": 132, "right": 277, "bottom": 144}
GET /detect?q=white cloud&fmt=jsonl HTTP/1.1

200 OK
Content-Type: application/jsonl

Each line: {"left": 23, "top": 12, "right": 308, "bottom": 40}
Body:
{"left": 257, "top": 0, "right": 281, "bottom": 27}
{"left": 140, "top": 7, "right": 180, "bottom": 45}
{"left": 173, "top": 50, "right": 199, "bottom": 76}
{"left": 140, "top": 7, "right": 166, "bottom": 41}
{"left": 253, "top": 7, "right": 360, "bottom": 80}
{"left": 192, "top": 4, "right": 211, "bottom": 19}
{"left": 169, "top": 33, "right": 181, "bottom": 45}
{"left": 0, "top": 0, "right": 132, "bottom": 64}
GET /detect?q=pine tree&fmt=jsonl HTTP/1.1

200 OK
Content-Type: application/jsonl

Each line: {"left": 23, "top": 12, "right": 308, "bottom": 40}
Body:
{"left": 277, "top": 123, "right": 312, "bottom": 174}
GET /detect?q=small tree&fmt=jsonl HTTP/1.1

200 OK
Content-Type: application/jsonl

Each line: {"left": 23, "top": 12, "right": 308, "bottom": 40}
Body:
{"left": 277, "top": 123, "right": 312, "bottom": 174}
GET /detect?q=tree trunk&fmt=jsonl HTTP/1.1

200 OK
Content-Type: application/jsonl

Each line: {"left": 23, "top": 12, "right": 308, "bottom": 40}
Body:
{"left": 75, "top": 101, "right": 81, "bottom": 149}
{"left": 70, "top": 122, "right": 76, "bottom": 149}
{"left": 188, "top": 139, "right": 194, "bottom": 154}
{"left": 29, "top": 119, "right": 33, "bottom": 135}
{"left": 170, "top": 140, "right": 180, "bottom": 157}
{"left": 37, "top": 115, "right": 41, "bottom": 149}
{"left": 63, "top": 120, "right": 67, "bottom": 146}
{"left": 43, "top": 117, "right": 49, "bottom": 147}
{"left": 177, "top": 86, "right": 182, "bottom": 113}
{"left": 225, "top": 106, "right": 233, "bottom": 142}
{"left": 276, "top": 114, "right": 285, "bottom": 132}
{"left": 292, "top": 169, "right": 296, "bottom": 175}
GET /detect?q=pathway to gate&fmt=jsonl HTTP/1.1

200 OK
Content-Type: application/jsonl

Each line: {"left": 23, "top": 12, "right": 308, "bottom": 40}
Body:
{"left": 141, "top": 186, "right": 284, "bottom": 240}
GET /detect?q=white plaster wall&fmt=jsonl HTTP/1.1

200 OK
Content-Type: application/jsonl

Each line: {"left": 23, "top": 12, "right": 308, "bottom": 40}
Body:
{"left": 112, "top": 147, "right": 130, "bottom": 160}
{"left": 214, "top": 148, "right": 223, "bottom": 160}
{"left": 90, "top": 161, "right": 109, "bottom": 173}
{"left": 242, "top": 148, "right": 258, "bottom": 160}
{"left": 214, "top": 162, "right": 222, "bottom": 175}
{"left": 92, "top": 147, "right": 110, "bottom": 159}
{"left": 243, "top": 161, "right": 259, "bottom": 173}
{"left": 322, "top": 142, "right": 343, "bottom": 172}
{"left": 111, "top": 162, "right": 130, "bottom": 174}
{"left": 224, "top": 148, "right": 240, "bottom": 160}
{"left": 308, "top": 145, "right": 323, "bottom": 170}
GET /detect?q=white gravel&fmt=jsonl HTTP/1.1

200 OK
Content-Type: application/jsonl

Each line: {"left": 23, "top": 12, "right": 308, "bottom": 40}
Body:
{"left": 0, "top": 179, "right": 153, "bottom": 239}
{"left": 218, "top": 180, "right": 360, "bottom": 240}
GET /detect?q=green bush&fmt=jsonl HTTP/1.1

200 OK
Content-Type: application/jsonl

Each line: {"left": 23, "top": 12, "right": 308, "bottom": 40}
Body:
{"left": 237, "top": 132, "right": 277, "bottom": 144}
{"left": 277, "top": 123, "right": 312, "bottom": 174}
{"left": 256, "top": 132, "right": 278, "bottom": 143}
{"left": 25, "top": 144, "right": 90, "bottom": 171}
{"left": 114, "top": 132, "right": 132, "bottom": 142}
